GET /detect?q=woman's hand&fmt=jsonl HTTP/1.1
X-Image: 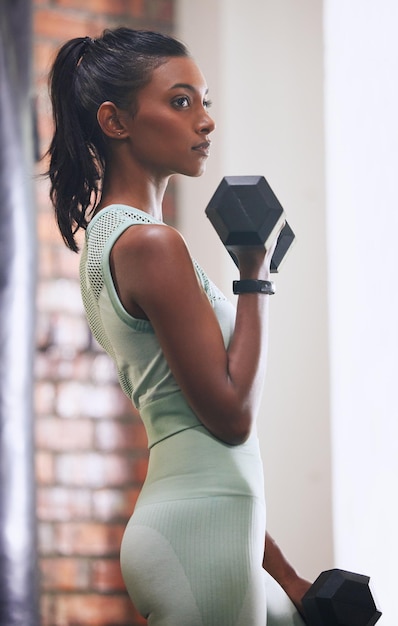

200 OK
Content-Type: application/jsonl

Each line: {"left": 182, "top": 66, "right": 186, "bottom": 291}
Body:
{"left": 229, "top": 220, "right": 286, "bottom": 279}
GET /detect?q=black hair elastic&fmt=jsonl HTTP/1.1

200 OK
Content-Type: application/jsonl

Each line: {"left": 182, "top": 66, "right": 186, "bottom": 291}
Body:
{"left": 77, "top": 36, "right": 94, "bottom": 64}
{"left": 83, "top": 36, "right": 95, "bottom": 46}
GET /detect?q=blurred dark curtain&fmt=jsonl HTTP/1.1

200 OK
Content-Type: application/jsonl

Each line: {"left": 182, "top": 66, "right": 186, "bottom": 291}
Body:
{"left": 0, "top": 1, "right": 39, "bottom": 625}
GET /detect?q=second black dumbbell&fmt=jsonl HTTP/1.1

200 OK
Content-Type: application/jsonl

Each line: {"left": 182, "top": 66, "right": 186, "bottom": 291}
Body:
{"left": 205, "top": 175, "right": 295, "bottom": 272}
{"left": 302, "top": 568, "right": 382, "bottom": 626}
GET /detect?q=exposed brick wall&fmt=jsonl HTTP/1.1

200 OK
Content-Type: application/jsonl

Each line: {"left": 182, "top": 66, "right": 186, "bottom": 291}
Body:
{"left": 33, "top": 1, "right": 176, "bottom": 624}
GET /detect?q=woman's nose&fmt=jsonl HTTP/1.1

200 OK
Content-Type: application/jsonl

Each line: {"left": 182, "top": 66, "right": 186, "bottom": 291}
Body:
{"left": 199, "top": 111, "right": 216, "bottom": 134}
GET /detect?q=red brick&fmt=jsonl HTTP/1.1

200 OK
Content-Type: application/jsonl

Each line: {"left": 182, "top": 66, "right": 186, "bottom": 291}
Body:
{"left": 40, "top": 593, "right": 55, "bottom": 626}
{"left": 35, "top": 451, "right": 55, "bottom": 484}
{"left": 95, "top": 420, "right": 147, "bottom": 451}
{"left": 52, "top": 592, "right": 141, "bottom": 625}
{"left": 147, "top": 0, "right": 174, "bottom": 22}
{"left": 35, "top": 313, "right": 53, "bottom": 352}
{"left": 133, "top": 455, "right": 149, "bottom": 484}
{"left": 35, "top": 350, "right": 78, "bottom": 382}
{"left": 35, "top": 381, "right": 56, "bottom": 415}
{"left": 34, "top": 175, "right": 53, "bottom": 214}
{"left": 126, "top": 0, "right": 145, "bottom": 17}
{"left": 34, "top": 9, "right": 97, "bottom": 42}
{"left": 89, "top": 352, "right": 119, "bottom": 385}
{"left": 41, "top": 557, "right": 90, "bottom": 590}
{"left": 37, "top": 240, "right": 80, "bottom": 282}
{"left": 36, "top": 417, "right": 94, "bottom": 450}
{"left": 38, "top": 522, "right": 56, "bottom": 554}
{"left": 34, "top": 40, "right": 56, "bottom": 75}
{"left": 55, "top": 452, "right": 136, "bottom": 487}
{"left": 55, "top": 0, "right": 140, "bottom": 17}
{"left": 52, "top": 313, "right": 90, "bottom": 352}
{"left": 36, "top": 347, "right": 103, "bottom": 382}
{"left": 55, "top": 244, "right": 83, "bottom": 279}
{"left": 37, "top": 279, "right": 84, "bottom": 315}
{"left": 91, "top": 558, "right": 126, "bottom": 592}
{"left": 92, "top": 487, "right": 139, "bottom": 520}
{"left": 55, "top": 521, "right": 125, "bottom": 556}
{"left": 36, "top": 115, "right": 54, "bottom": 158}
{"left": 37, "top": 486, "right": 92, "bottom": 521}
{"left": 36, "top": 209, "right": 59, "bottom": 245}
{"left": 36, "top": 245, "right": 56, "bottom": 281}
{"left": 56, "top": 381, "right": 130, "bottom": 419}
{"left": 131, "top": 420, "right": 149, "bottom": 449}
{"left": 34, "top": 353, "right": 48, "bottom": 380}
{"left": 33, "top": 0, "right": 175, "bottom": 621}
{"left": 72, "top": 353, "right": 101, "bottom": 381}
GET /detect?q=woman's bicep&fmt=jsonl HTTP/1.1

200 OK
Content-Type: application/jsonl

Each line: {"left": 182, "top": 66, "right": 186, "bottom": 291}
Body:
{"left": 110, "top": 225, "right": 248, "bottom": 444}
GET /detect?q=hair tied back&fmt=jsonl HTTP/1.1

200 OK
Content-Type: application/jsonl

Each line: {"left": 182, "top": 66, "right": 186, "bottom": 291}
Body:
{"left": 47, "top": 27, "right": 189, "bottom": 251}
{"left": 78, "top": 36, "right": 95, "bottom": 64}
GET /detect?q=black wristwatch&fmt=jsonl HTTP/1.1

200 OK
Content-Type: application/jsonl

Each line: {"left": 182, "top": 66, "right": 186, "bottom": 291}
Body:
{"left": 232, "top": 279, "right": 276, "bottom": 295}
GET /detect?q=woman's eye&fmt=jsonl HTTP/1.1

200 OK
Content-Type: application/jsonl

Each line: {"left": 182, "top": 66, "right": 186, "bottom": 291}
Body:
{"left": 203, "top": 99, "right": 213, "bottom": 109}
{"left": 173, "top": 96, "right": 190, "bottom": 108}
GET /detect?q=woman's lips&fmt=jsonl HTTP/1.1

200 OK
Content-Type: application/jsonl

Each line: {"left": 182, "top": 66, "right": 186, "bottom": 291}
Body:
{"left": 192, "top": 141, "right": 211, "bottom": 156}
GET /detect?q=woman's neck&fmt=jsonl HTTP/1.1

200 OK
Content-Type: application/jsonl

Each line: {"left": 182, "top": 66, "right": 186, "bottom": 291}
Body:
{"left": 97, "top": 155, "right": 170, "bottom": 221}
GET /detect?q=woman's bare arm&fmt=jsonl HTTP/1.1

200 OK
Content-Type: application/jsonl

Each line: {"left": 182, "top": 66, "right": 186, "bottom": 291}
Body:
{"left": 110, "top": 223, "right": 275, "bottom": 445}
{"left": 263, "top": 532, "right": 311, "bottom": 618}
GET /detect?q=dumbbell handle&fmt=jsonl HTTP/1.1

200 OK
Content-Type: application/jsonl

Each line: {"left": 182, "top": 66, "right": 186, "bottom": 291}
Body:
{"left": 228, "top": 222, "right": 295, "bottom": 273}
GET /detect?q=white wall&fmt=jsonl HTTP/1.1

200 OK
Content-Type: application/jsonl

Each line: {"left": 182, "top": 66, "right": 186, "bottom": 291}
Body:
{"left": 177, "top": 0, "right": 397, "bottom": 621}
{"left": 176, "top": 0, "right": 333, "bottom": 580}
{"left": 324, "top": 1, "right": 398, "bottom": 621}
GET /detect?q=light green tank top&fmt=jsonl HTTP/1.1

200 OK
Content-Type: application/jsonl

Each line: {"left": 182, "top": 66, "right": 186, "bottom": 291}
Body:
{"left": 80, "top": 205, "right": 236, "bottom": 448}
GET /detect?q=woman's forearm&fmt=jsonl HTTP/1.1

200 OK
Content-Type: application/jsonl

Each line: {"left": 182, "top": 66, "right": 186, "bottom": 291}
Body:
{"left": 263, "top": 532, "right": 312, "bottom": 618}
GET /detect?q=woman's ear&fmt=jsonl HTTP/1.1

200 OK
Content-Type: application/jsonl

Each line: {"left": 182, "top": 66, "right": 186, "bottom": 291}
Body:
{"left": 97, "top": 101, "right": 128, "bottom": 139}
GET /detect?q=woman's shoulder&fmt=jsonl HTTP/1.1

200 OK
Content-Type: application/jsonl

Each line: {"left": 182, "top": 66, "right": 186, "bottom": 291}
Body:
{"left": 86, "top": 204, "right": 181, "bottom": 258}
{"left": 87, "top": 204, "right": 162, "bottom": 234}
{"left": 112, "top": 217, "right": 188, "bottom": 270}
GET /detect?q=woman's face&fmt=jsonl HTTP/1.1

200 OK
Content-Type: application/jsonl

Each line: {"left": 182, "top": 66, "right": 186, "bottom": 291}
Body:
{"left": 124, "top": 56, "right": 215, "bottom": 178}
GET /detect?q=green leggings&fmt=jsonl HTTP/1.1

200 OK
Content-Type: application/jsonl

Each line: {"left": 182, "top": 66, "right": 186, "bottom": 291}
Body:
{"left": 121, "top": 498, "right": 304, "bottom": 625}
{"left": 120, "top": 427, "right": 305, "bottom": 626}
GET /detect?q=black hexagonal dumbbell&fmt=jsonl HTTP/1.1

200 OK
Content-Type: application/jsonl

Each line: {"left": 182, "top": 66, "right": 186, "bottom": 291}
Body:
{"left": 205, "top": 175, "right": 295, "bottom": 272}
{"left": 302, "top": 568, "right": 382, "bottom": 626}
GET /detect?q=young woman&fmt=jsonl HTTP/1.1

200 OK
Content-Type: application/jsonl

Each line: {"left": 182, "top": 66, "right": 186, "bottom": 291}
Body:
{"left": 47, "top": 27, "right": 310, "bottom": 625}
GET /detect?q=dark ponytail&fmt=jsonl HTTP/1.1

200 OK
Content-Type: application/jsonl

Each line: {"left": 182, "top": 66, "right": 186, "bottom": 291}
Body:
{"left": 47, "top": 28, "right": 189, "bottom": 252}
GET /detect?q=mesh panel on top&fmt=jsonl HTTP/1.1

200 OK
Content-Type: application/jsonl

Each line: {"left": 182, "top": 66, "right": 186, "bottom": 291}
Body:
{"left": 79, "top": 206, "right": 227, "bottom": 398}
